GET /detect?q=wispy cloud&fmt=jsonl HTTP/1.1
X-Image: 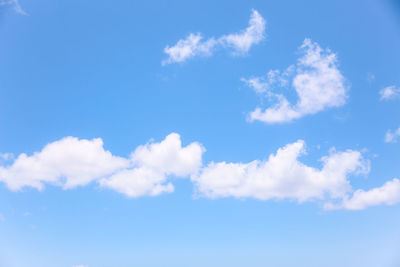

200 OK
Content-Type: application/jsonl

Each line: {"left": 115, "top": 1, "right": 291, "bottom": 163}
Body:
{"left": 241, "top": 67, "right": 293, "bottom": 95}
{"left": 366, "top": 72, "right": 375, "bottom": 84}
{"left": 0, "top": 0, "right": 27, "bottom": 15}
{"left": 219, "top": 9, "right": 266, "bottom": 54}
{"left": 385, "top": 126, "right": 400, "bottom": 143}
{"left": 0, "top": 153, "right": 13, "bottom": 161}
{"left": 162, "top": 10, "right": 266, "bottom": 65}
{"left": 379, "top": 85, "right": 400, "bottom": 101}
{"left": 243, "top": 38, "right": 348, "bottom": 123}
{"left": 162, "top": 33, "right": 217, "bottom": 65}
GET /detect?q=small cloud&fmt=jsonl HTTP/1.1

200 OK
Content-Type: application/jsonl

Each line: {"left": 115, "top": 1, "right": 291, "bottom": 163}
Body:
{"left": 379, "top": 85, "right": 400, "bottom": 101}
{"left": 366, "top": 72, "right": 375, "bottom": 84}
{"left": 385, "top": 126, "right": 400, "bottom": 143}
{"left": 162, "top": 33, "right": 217, "bottom": 65}
{"left": 241, "top": 67, "right": 292, "bottom": 95}
{"left": 219, "top": 9, "right": 266, "bottom": 55}
{"left": 0, "top": 0, "right": 27, "bottom": 15}
{"left": 162, "top": 9, "right": 266, "bottom": 65}
{"left": 23, "top": 211, "right": 32, "bottom": 216}
{"left": 0, "top": 213, "right": 4, "bottom": 222}
{"left": 0, "top": 153, "right": 13, "bottom": 161}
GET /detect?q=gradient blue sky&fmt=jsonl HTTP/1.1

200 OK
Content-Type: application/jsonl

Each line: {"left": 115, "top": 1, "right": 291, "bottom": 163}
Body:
{"left": 1, "top": 1, "right": 400, "bottom": 266}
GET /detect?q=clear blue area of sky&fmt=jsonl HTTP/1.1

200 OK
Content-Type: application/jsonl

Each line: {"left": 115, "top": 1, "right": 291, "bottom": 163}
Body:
{"left": 0, "top": 0, "right": 400, "bottom": 266}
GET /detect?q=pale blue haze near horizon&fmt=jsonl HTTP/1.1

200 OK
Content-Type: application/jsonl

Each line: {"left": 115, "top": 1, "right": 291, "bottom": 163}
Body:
{"left": 0, "top": 0, "right": 400, "bottom": 266}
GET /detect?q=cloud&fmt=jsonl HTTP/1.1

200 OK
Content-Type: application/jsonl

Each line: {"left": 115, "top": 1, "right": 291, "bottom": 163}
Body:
{"left": 366, "top": 72, "right": 375, "bottom": 84}
{"left": 379, "top": 85, "right": 400, "bottom": 101}
{"left": 0, "top": 137, "right": 129, "bottom": 191}
{"left": 325, "top": 178, "right": 400, "bottom": 210}
{"left": 385, "top": 126, "right": 400, "bottom": 143}
{"left": 1, "top": 134, "right": 399, "bottom": 210}
{"left": 162, "top": 9, "right": 266, "bottom": 65}
{"left": 241, "top": 68, "right": 293, "bottom": 95}
{"left": 219, "top": 9, "right": 266, "bottom": 54}
{"left": 0, "top": 0, "right": 27, "bottom": 15}
{"left": 162, "top": 34, "right": 217, "bottom": 65}
{"left": 0, "top": 153, "right": 13, "bottom": 161}
{"left": 192, "top": 140, "right": 369, "bottom": 203}
{"left": 243, "top": 38, "right": 348, "bottom": 123}
{"left": 0, "top": 213, "right": 4, "bottom": 222}
{"left": 73, "top": 265, "right": 88, "bottom": 267}
{"left": 0, "top": 133, "right": 204, "bottom": 198}
{"left": 100, "top": 133, "right": 204, "bottom": 197}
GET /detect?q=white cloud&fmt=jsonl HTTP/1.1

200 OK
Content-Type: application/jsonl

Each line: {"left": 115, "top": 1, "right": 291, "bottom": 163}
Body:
{"left": 0, "top": 213, "right": 4, "bottom": 222}
{"left": 100, "top": 133, "right": 204, "bottom": 197}
{"left": 0, "top": 0, "right": 27, "bottom": 15}
{"left": 130, "top": 133, "right": 204, "bottom": 177}
{"left": 192, "top": 140, "right": 369, "bottom": 203}
{"left": 385, "top": 126, "right": 400, "bottom": 143}
{"left": 162, "top": 9, "right": 266, "bottom": 65}
{"left": 162, "top": 34, "right": 217, "bottom": 65}
{"left": 241, "top": 68, "right": 293, "bottom": 95}
{"left": 241, "top": 77, "right": 269, "bottom": 94}
{"left": 100, "top": 167, "right": 175, "bottom": 197}
{"left": 244, "top": 38, "right": 348, "bottom": 123}
{"left": 1, "top": 133, "right": 399, "bottom": 210}
{"left": 379, "top": 85, "right": 400, "bottom": 101}
{"left": 219, "top": 9, "right": 266, "bottom": 54}
{"left": 325, "top": 178, "right": 400, "bottom": 210}
{"left": 0, "top": 133, "right": 204, "bottom": 198}
{"left": 0, "top": 137, "right": 129, "bottom": 191}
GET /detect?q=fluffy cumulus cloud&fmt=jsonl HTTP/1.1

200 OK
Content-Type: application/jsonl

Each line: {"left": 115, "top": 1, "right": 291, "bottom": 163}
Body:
{"left": 379, "top": 85, "right": 400, "bottom": 101}
{"left": 243, "top": 38, "right": 348, "bottom": 123}
{"left": 0, "top": 133, "right": 204, "bottom": 198}
{"left": 100, "top": 133, "right": 204, "bottom": 197}
{"left": 162, "top": 9, "right": 266, "bottom": 65}
{"left": 385, "top": 126, "right": 400, "bottom": 143}
{"left": 0, "top": 137, "right": 129, "bottom": 191}
{"left": 325, "top": 178, "right": 400, "bottom": 210}
{"left": 1, "top": 133, "right": 399, "bottom": 210}
{"left": 192, "top": 140, "right": 369, "bottom": 203}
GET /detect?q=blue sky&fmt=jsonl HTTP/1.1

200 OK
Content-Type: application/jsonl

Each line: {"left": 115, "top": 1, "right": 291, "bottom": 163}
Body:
{"left": 1, "top": 0, "right": 400, "bottom": 266}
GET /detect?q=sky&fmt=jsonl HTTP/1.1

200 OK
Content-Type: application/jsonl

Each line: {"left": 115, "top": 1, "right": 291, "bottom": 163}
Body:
{"left": 0, "top": 0, "right": 400, "bottom": 266}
